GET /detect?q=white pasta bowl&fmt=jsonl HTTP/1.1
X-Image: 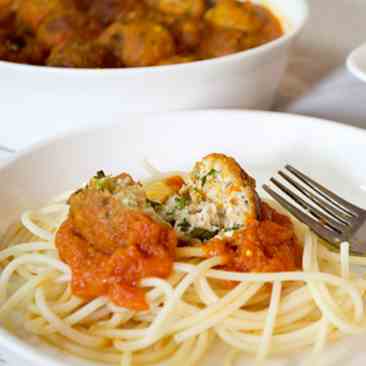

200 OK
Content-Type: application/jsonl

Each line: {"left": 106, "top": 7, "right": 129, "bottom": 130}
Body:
{"left": 0, "top": 0, "right": 308, "bottom": 142}
{"left": 1, "top": 110, "right": 366, "bottom": 366}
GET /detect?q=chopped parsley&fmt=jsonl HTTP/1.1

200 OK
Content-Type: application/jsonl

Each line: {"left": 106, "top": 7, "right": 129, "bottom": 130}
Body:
{"left": 190, "top": 228, "right": 218, "bottom": 241}
{"left": 177, "top": 218, "right": 191, "bottom": 232}
{"left": 94, "top": 178, "right": 107, "bottom": 190}
{"left": 224, "top": 225, "right": 242, "bottom": 232}
{"left": 95, "top": 170, "right": 106, "bottom": 179}
{"left": 175, "top": 195, "right": 190, "bottom": 210}
{"left": 146, "top": 199, "right": 162, "bottom": 211}
{"left": 201, "top": 169, "right": 218, "bottom": 186}
{"left": 91, "top": 171, "right": 114, "bottom": 192}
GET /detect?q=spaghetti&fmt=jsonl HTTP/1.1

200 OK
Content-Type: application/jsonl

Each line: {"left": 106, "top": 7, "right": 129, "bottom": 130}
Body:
{"left": 0, "top": 175, "right": 366, "bottom": 366}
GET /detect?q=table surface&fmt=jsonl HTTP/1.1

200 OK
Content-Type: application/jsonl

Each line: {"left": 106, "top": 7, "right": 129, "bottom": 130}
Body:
{"left": 1, "top": 1, "right": 366, "bottom": 362}
{"left": 275, "top": 0, "right": 366, "bottom": 129}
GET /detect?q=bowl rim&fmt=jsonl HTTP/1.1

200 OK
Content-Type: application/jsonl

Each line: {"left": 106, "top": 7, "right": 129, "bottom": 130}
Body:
{"left": 0, "top": 0, "right": 309, "bottom": 76}
{"left": 3, "top": 109, "right": 366, "bottom": 173}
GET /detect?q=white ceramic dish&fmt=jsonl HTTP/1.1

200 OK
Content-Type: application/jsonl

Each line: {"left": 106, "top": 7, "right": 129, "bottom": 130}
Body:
{"left": 347, "top": 43, "right": 366, "bottom": 83}
{"left": 0, "top": 110, "right": 366, "bottom": 366}
{"left": 0, "top": 0, "right": 308, "bottom": 147}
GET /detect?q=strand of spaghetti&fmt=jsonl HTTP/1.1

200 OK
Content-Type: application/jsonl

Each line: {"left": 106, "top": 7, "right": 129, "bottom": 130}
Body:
{"left": 0, "top": 270, "right": 53, "bottom": 319}
{"left": 256, "top": 281, "right": 282, "bottom": 362}
{"left": 132, "top": 337, "right": 178, "bottom": 364}
{"left": 47, "top": 333, "right": 122, "bottom": 363}
{"left": 224, "top": 348, "right": 241, "bottom": 366}
{"left": 0, "top": 222, "right": 23, "bottom": 247}
{"left": 64, "top": 297, "right": 108, "bottom": 326}
{"left": 166, "top": 337, "right": 196, "bottom": 366}
{"left": 229, "top": 286, "right": 312, "bottom": 321}
{"left": 173, "top": 283, "right": 262, "bottom": 341}
{"left": 304, "top": 234, "right": 364, "bottom": 332}
{"left": 92, "top": 327, "right": 147, "bottom": 340}
{"left": 35, "top": 287, "right": 106, "bottom": 347}
{"left": 176, "top": 247, "right": 205, "bottom": 259}
{"left": 340, "top": 242, "right": 350, "bottom": 279}
{"left": 186, "top": 331, "right": 209, "bottom": 366}
{"left": 223, "top": 303, "right": 316, "bottom": 331}
{"left": 318, "top": 244, "right": 366, "bottom": 266}
{"left": 20, "top": 211, "right": 53, "bottom": 240}
{"left": 120, "top": 351, "right": 132, "bottom": 366}
{"left": 51, "top": 296, "right": 83, "bottom": 315}
{"left": 141, "top": 277, "right": 175, "bottom": 304}
{"left": 301, "top": 224, "right": 329, "bottom": 364}
{"left": 216, "top": 321, "right": 321, "bottom": 354}
{"left": 28, "top": 294, "right": 82, "bottom": 316}
{"left": 305, "top": 238, "right": 335, "bottom": 365}
{"left": 303, "top": 242, "right": 349, "bottom": 366}
{"left": 299, "top": 318, "right": 330, "bottom": 366}
{"left": 114, "top": 257, "right": 222, "bottom": 351}
{"left": 0, "top": 254, "right": 70, "bottom": 301}
{"left": 194, "top": 276, "right": 217, "bottom": 305}
{"left": 15, "top": 264, "right": 40, "bottom": 280}
{"left": 25, "top": 316, "right": 58, "bottom": 336}
{"left": 49, "top": 332, "right": 177, "bottom": 365}
{"left": 94, "top": 278, "right": 174, "bottom": 339}
{"left": 81, "top": 306, "right": 112, "bottom": 325}
{"left": 199, "top": 270, "right": 363, "bottom": 320}
{"left": 0, "top": 242, "right": 55, "bottom": 262}
{"left": 99, "top": 313, "right": 133, "bottom": 329}
{"left": 314, "top": 318, "right": 329, "bottom": 355}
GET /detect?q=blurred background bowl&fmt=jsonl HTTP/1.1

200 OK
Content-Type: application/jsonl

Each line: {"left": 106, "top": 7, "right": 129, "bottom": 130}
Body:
{"left": 0, "top": 0, "right": 308, "bottom": 149}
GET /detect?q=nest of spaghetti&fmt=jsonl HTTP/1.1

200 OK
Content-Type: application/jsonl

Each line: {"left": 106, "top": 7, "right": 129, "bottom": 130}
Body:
{"left": 0, "top": 153, "right": 366, "bottom": 366}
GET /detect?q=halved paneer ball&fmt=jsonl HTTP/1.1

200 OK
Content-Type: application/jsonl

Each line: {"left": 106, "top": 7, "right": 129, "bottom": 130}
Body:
{"left": 160, "top": 153, "right": 259, "bottom": 241}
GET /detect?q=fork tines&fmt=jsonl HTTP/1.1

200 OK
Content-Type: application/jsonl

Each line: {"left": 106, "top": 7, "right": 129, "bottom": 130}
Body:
{"left": 263, "top": 165, "right": 363, "bottom": 246}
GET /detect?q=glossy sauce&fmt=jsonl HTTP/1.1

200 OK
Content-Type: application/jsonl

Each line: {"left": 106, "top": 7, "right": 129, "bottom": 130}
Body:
{"left": 204, "top": 202, "right": 302, "bottom": 273}
{"left": 56, "top": 205, "right": 176, "bottom": 310}
{"left": 0, "top": 0, "right": 283, "bottom": 68}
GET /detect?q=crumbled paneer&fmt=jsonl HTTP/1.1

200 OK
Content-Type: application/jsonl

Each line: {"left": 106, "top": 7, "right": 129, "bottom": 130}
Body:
{"left": 84, "top": 171, "right": 164, "bottom": 222}
{"left": 159, "top": 153, "right": 258, "bottom": 241}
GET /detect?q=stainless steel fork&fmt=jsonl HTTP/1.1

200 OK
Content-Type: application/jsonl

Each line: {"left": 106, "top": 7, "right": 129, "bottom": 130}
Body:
{"left": 263, "top": 165, "right": 366, "bottom": 254}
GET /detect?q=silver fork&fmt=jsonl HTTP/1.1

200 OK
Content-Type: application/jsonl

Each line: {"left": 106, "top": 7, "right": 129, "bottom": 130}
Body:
{"left": 263, "top": 165, "right": 366, "bottom": 255}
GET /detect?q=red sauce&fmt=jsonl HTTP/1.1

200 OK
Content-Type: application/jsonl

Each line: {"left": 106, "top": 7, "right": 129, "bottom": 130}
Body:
{"left": 204, "top": 203, "right": 302, "bottom": 273}
{"left": 165, "top": 175, "right": 185, "bottom": 192}
{"left": 56, "top": 205, "right": 176, "bottom": 310}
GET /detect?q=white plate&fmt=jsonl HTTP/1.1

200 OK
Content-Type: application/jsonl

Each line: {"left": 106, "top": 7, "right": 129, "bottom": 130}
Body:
{"left": 0, "top": 110, "right": 366, "bottom": 366}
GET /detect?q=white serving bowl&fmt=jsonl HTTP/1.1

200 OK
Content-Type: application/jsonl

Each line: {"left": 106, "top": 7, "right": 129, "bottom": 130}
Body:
{"left": 0, "top": 0, "right": 308, "bottom": 136}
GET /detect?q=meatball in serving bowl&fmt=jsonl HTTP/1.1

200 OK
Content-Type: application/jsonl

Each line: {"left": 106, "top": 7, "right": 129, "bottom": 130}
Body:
{"left": 0, "top": 0, "right": 308, "bottom": 126}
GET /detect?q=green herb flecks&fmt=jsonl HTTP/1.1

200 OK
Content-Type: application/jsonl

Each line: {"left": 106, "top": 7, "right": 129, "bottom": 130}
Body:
{"left": 146, "top": 199, "right": 162, "bottom": 211}
{"left": 201, "top": 169, "right": 218, "bottom": 186}
{"left": 177, "top": 218, "right": 191, "bottom": 232}
{"left": 175, "top": 195, "right": 190, "bottom": 210}
{"left": 95, "top": 170, "right": 106, "bottom": 179}
{"left": 223, "top": 225, "right": 242, "bottom": 232}
{"left": 190, "top": 227, "right": 219, "bottom": 241}
{"left": 91, "top": 170, "right": 114, "bottom": 192}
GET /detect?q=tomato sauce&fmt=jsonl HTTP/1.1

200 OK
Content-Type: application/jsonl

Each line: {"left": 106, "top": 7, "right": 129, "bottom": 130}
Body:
{"left": 204, "top": 202, "right": 302, "bottom": 273}
{"left": 56, "top": 209, "right": 176, "bottom": 310}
